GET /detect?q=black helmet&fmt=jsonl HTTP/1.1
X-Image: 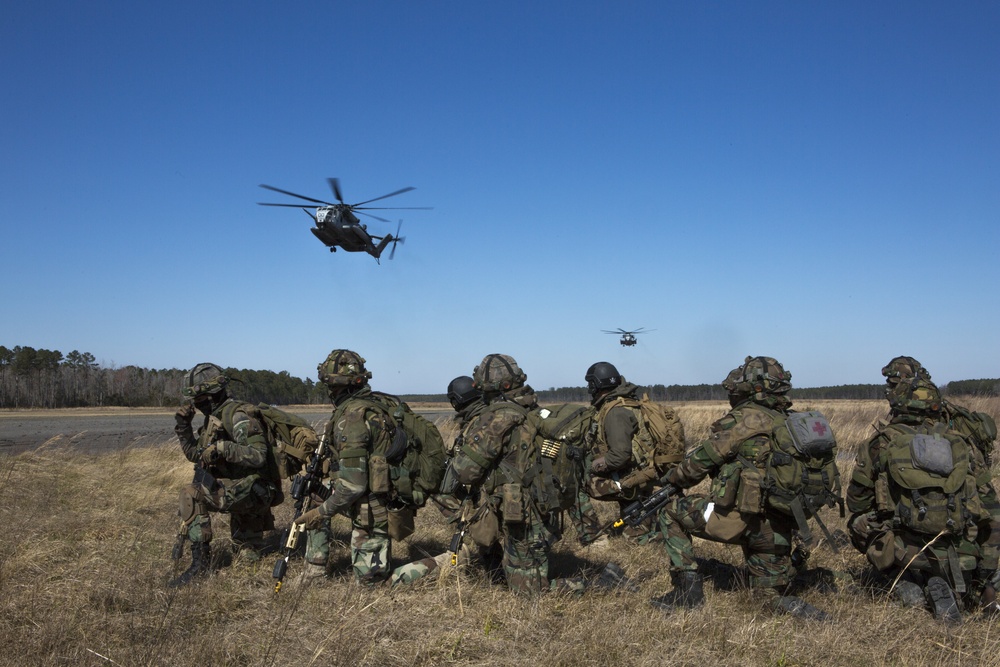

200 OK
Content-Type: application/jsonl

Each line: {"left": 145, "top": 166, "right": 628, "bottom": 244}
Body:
{"left": 447, "top": 375, "right": 481, "bottom": 411}
{"left": 585, "top": 361, "right": 622, "bottom": 397}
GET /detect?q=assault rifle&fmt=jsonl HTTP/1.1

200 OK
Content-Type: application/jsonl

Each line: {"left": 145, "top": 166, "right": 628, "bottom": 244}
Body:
{"left": 272, "top": 432, "right": 331, "bottom": 593}
{"left": 448, "top": 495, "right": 488, "bottom": 566}
{"left": 587, "top": 483, "right": 680, "bottom": 542}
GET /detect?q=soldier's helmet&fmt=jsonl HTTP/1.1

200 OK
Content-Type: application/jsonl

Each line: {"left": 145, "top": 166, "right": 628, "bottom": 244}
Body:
{"left": 721, "top": 364, "right": 752, "bottom": 399}
{"left": 447, "top": 375, "right": 481, "bottom": 412}
{"left": 585, "top": 362, "right": 622, "bottom": 397}
{"left": 886, "top": 377, "right": 943, "bottom": 416}
{"left": 317, "top": 349, "right": 372, "bottom": 388}
{"left": 881, "top": 356, "right": 931, "bottom": 386}
{"left": 182, "top": 362, "right": 228, "bottom": 399}
{"left": 472, "top": 354, "right": 526, "bottom": 394}
{"left": 738, "top": 356, "right": 792, "bottom": 395}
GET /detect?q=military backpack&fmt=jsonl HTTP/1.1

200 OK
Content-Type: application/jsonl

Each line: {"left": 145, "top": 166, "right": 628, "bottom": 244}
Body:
{"left": 947, "top": 402, "right": 998, "bottom": 457}
{"left": 878, "top": 422, "right": 986, "bottom": 537}
{"left": 254, "top": 404, "right": 321, "bottom": 479}
{"left": 595, "top": 393, "right": 686, "bottom": 485}
{"left": 763, "top": 410, "right": 842, "bottom": 518}
{"left": 365, "top": 392, "right": 446, "bottom": 508}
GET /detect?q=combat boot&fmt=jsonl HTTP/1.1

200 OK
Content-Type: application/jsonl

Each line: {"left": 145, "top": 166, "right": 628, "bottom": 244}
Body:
{"left": 926, "top": 576, "right": 962, "bottom": 625}
{"left": 168, "top": 542, "right": 211, "bottom": 587}
{"left": 650, "top": 571, "right": 704, "bottom": 611}
{"left": 594, "top": 562, "right": 639, "bottom": 593}
{"left": 292, "top": 562, "right": 328, "bottom": 588}
{"left": 773, "top": 595, "right": 832, "bottom": 622}
{"left": 892, "top": 580, "right": 926, "bottom": 608}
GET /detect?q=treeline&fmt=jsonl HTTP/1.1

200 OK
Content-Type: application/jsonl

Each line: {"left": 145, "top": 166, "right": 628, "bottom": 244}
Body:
{"left": 2, "top": 344, "right": 997, "bottom": 409}
{"left": 0, "top": 345, "right": 326, "bottom": 408}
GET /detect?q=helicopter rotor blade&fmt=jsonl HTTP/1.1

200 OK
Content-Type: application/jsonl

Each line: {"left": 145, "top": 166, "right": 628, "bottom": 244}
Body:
{"left": 355, "top": 209, "right": 393, "bottom": 224}
{"left": 352, "top": 186, "right": 416, "bottom": 207}
{"left": 327, "top": 178, "right": 345, "bottom": 204}
{"left": 258, "top": 202, "right": 320, "bottom": 208}
{"left": 355, "top": 206, "right": 434, "bottom": 211}
{"left": 259, "top": 184, "right": 333, "bottom": 206}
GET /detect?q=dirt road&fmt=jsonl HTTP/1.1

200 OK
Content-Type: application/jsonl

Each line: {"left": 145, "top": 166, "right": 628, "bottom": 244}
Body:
{"left": 0, "top": 406, "right": 452, "bottom": 456}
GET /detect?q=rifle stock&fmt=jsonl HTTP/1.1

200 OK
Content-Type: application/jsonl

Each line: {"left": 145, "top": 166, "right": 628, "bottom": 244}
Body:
{"left": 589, "top": 483, "right": 680, "bottom": 541}
{"left": 273, "top": 432, "right": 330, "bottom": 593}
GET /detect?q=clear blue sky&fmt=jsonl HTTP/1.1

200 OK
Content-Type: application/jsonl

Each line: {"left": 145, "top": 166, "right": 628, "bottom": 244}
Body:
{"left": 2, "top": 2, "right": 998, "bottom": 395}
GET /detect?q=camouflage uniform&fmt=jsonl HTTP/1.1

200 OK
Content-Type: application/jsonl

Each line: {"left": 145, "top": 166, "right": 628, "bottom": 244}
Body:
{"left": 847, "top": 360, "right": 999, "bottom": 619}
{"left": 296, "top": 350, "right": 439, "bottom": 585}
{"left": 450, "top": 354, "right": 586, "bottom": 596}
{"left": 650, "top": 357, "right": 830, "bottom": 620}
{"left": 170, "top": 363, "right": 281, "bottom": 586}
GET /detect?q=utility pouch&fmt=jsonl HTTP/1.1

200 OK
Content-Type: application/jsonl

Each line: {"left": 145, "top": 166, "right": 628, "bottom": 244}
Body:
{"left": 711, "top": 461, "right": 741, "bottom": 509}
{"left": 500, "top": 484, "right": 525, "bottom": 523}
{"left": 736, "top": 466, "right": 764, "bottom": 514}
{"left": 369, "top": 455, "right": 390, "bottom": 495}
{"left": 470, "top": 506, "right": 500, "bottom": 547}
{"left": 875, "top": 475, "right": 891, "bottom": 513}
{"left": 387, "top": 503, "right": 415, "bottom": 541}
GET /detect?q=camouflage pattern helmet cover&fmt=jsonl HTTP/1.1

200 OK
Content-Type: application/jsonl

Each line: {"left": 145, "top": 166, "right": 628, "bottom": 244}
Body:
{"left": 738, "top": 356, "right": 792, "bottom": 395}
{"left": 881, "top": 356, "right": 931, "bottom": 386}
{"left": 585, "top": 361, "right": 622, "bottom": 396}
{"left": 721, "top": 365, "right": 750, "bottom": 395}
{"left": 182, "top": 362, "right": 228, "bottom": 398}
{"left": 447, "top": 375, "right": 481, "bottom": 411}
{"left": 472, "top": 354, "right": 526, "bottom": 393}
{"left": 886, "top": 377, "right": 943, "bottom": 416}
{"left": 317, "top": 349, "right": 372, "bottom": 387}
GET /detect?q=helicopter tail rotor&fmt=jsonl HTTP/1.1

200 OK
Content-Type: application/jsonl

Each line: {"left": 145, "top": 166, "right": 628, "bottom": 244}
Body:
{"left": 389, "top": 220, "right": 406, "bottom": 260}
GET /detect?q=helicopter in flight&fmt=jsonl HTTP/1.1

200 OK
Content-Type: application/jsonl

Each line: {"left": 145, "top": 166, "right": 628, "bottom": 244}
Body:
{"left": 257, "top": 178, "right": 431, "bottom": 262}
{"left": 602, "top": 328, "right": 654, "bottom": 347}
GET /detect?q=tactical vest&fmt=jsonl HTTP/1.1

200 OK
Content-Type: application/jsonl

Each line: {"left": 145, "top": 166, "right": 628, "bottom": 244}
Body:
{"left": 876, "top": 422, "right": 987, "bottom": 538}
{"left": 531, "top": 403, "right": 591, "bottom": 513}
{"left": 464, "top": 400, "right": 563, "bottom": 522}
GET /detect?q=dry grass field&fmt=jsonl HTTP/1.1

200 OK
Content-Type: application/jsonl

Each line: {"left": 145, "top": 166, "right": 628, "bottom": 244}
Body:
{"left": 1, "top": 398, "right": 999, "bottom": 666}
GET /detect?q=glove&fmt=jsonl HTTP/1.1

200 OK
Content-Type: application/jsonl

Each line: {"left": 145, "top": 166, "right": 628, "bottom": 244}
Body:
{"left": 294, "top": 507, "right": 327, "bottom": 530}
{"left": 175, "top": 403, "right": 196, "bottom": 427}
{"left": 591, "top": 456, "right": 608, "bottom": 474}
{"left": 199, "top": 443, "right": 222, "bottom": 465}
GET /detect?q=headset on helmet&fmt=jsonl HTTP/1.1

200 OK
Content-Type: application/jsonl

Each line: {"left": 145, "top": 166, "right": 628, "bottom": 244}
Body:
{"left": 317, "top": 349, "right": 372, "bottom": 388}
{"left": 182, "top": 362, "right": 228, "bottom": 399}
{"left": 472, "top": 354, "right": 526, "bottom": 394}
{"left": 447, "top": 375, "right": 481, "bottom": 411}
{"left": 585, "top": 361, "right": 622, "bottom": 397}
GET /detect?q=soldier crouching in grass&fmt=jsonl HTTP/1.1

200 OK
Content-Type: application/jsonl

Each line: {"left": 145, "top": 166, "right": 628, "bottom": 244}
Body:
{"left": 169, "top": 363, "right": 283, "bottom": 587}
{"left": 649, "top": 357, "right": 840, "bottom": 621}
{"left": 291, "top": 349, "right": 446, "bottom": 586}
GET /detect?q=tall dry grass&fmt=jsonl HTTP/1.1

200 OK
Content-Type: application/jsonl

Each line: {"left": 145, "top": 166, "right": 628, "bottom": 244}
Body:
{"left": 0, "top": 398, "right": 998, "bottom": 666}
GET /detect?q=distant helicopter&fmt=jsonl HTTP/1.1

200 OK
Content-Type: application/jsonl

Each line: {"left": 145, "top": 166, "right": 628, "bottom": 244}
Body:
{"left": 257, "top": 178, "right": 431, "bottom": 262}
{"left": 602, "top": 328, "right": 654, "bottom": 347}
